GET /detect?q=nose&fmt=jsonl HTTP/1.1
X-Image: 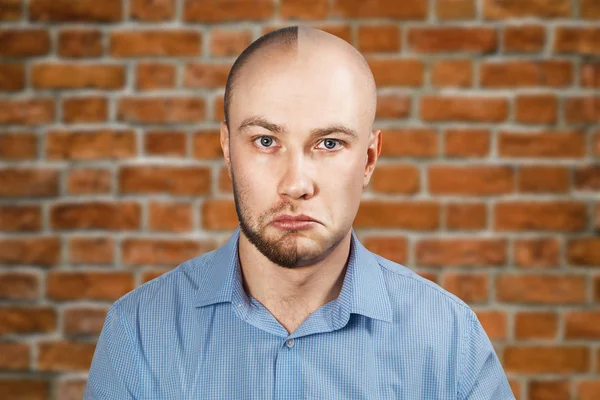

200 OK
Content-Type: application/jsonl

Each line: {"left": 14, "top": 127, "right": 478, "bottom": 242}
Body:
{"left": 277, "top": 152, "right": 315, "bottom": 200}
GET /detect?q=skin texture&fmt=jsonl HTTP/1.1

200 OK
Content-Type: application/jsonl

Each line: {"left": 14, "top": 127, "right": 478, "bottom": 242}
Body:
{"left": 219, "top": 27, "right": 382, "bottom": 334}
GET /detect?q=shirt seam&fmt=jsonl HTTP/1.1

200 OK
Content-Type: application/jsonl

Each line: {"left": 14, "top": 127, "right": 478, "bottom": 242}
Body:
{"left": 457, "top": 312, "right": 476, "bottom": 400}
{"left": 113, "top": 300, "right": 140, "bottom": 399}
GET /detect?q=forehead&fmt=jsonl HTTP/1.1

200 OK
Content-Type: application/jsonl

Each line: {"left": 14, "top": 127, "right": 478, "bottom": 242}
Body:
{"left": 230, "top": 47, "right": 372, "bottom": 135}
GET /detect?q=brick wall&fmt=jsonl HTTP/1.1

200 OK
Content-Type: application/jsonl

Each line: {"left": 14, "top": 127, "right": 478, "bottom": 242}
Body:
{"left": 0, "top": 0, "right": 599, "bottom": 399}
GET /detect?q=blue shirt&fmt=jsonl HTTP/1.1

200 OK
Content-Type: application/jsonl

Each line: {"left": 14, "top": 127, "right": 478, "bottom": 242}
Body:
{"left": 84, "top": 226, "right": 514, "bottom": 399}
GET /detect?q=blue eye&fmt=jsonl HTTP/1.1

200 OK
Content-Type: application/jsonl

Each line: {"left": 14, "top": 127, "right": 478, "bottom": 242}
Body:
{"left": 255, "top": 136, "right": 275, "bottom": 147}
{"left": 320, "top": 139, "right": 339, "bottom": 150}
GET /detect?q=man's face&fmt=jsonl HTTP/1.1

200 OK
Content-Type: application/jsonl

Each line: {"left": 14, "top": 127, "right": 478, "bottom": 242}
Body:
{"left": 221, "top": 44, "right": 380, "bottom": 269}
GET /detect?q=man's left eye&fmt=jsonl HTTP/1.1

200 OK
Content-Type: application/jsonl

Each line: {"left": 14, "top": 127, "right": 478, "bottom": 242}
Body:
{"left": 317, "top": 139, "right": 342, "bottom": 150}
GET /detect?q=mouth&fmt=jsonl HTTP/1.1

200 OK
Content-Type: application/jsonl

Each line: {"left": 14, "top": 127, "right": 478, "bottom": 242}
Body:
{"left": 271, "top": 215, "right": 319, "bottom": 230}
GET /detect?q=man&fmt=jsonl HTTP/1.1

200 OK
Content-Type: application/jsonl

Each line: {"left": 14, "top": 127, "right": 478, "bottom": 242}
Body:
{"left": 84, "top": 26, "right": 515, "bottom": 399}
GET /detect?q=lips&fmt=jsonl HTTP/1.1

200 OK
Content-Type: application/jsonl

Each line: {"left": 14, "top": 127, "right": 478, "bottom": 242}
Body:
{"left": 273, "top": 214, "right": 318, "bottom": 223}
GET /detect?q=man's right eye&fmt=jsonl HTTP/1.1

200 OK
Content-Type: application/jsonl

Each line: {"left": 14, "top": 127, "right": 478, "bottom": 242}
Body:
{"left": 254, "top": 136, "right": 276, "bottom": 148}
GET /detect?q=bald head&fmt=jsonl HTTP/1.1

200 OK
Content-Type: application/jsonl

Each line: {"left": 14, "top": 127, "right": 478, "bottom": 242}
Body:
{"left": 223, "top": 26, "right": 377, "bottom": 134}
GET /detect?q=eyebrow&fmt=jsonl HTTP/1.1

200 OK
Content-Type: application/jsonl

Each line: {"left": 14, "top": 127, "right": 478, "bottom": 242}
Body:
{"left": 237, "top": 116, "right": 359, "bottom": 140}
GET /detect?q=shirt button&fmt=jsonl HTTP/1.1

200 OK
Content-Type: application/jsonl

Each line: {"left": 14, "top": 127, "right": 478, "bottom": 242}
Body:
{"left": 285, "top": 338, "right": 295, "bottom": 348}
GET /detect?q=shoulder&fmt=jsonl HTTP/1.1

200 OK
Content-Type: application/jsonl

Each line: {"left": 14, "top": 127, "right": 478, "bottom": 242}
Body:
{"left": 373, "top": 253, "right": 476, "bottom": 322}
{"left": 111, "top": 248, "right": 219, "bottom": 316}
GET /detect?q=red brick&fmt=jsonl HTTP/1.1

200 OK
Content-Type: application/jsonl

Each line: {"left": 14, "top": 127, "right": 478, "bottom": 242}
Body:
{"left": 281, "top": 0, "right": 327, "bottom": 19}
{"left": 201, "top": 199, "right": 241, "bottom": 230}
{"left": 518, "top": 165, "right": 569, "bottom": 193}
{"left": 69, "top": 237, "right": 114, "bottom": 265}
{"left": 498, "top": 130, "right": 586, "bottom": 158}
{"left": 0, "top": 98, "right": 54, "bottom": 125}
{"left": 0, "top": 0, "right": 21, "bottom": 20}
{"left": 32, "top": 64, "right": 124, "bottom": 90}
{"left": 354, "top": 201, "right": 440, "bottom": 230}
{"left": 575, "top": 165, "right": 600, "bottom": 190}
{"left": 118, "top": 97, "right": 205, "bottom": 123}
{"left": 565, "top": 96, "right": 600, "bottom": 123}
{"left": 192, "top": 130, "right": 222, "bottom": 159}
{"left": 46, "top": 271, "right": 133, "bottom": 301}
{"left": 529, "top": 380, "right": 570, "bottom": 400}
{"left": 122, "top": 238, "right": 215, "bottom": 266}
{"left": 0, "top": 168, "right": 58, "bottom": 197}
{"left": 0, "top": 380, "right": 48, "bottom": 400}
{"left": 64, "top": 307, "right": 108, "bottom": 336}
{"left": 111, "top": 30, "right": 201, "bottom": 57}
{"left": 581, "top": 0, "right": 600, "bottom": 18}
{"left": 30, "top": 0, "right": 121, "bottom": 21}
{"left": 379, "top": 129, "right": 438, "bottom": 157}
{"left": 50, "top": 202, "right": 141, "bottom": 230}
{"left": 184, "top": 63, "right": 231, "bottom": 88}
{"left": 136, "top": 63, "right": 176, "bottom": 90}
{"left": 131, "top": 0, "right": 174, "bottom": 21}
{"left": 567, "top": 238, "right": 600, "bottom": 266}
{"left": 475, "top": 310, "right": 507, "bottom": 340}
{"left": 357, "top": 25, "right": 401, "bottom": 53}
{"left": 504, "top": 346, "right": 589, "bottom": 373}
{"left": 142, "top": 269, "right": 172, "bottom": 283}
{"left": 444, "top": 129, "right": 489, "bottom": 157}
{"left": 581, "top": 62, "right": 600, "bottom": 87}
{"left": 554, "top": 27, "right": 600, "bottom": 54}
{"left": 145, "top": 130, "right": 186, "bottom": 156}
{"left": 184, "top": 0, "right": 274, "bottom": 22}
{"left": 149, "top": 201, "right": 193, "bottom": 232}
{"left": 67, "top": 168, "right": 112, "bottom": 195}
{"left": 0, "top": 307, "right": 56, "bottom": 334}
{"left": 37, "top": 340, "right": 96, "bottom": 371}
{"left": 428, "top": 165, "right": 514, "bottom": 196}
{"left": 503, "top": 25, "right": 545, "bottom": 52}
{"left": 367, "top": 58, "right": 424, "bottom": 87}
{"left": 443, "top": 273, "right": 488, "bottom": 303}
{"left": 370, "top": 164, "right": 419, "bottom": 194}
{"left": 55, "top": 378, "right": 87, "bottom": 400}
{"left": 0, "top": 64, "right": 25, "bottom": 91}
{"left": 436, "top": 0, "right": 475, "bottom": 19}
{"left": 0, "top": 237, "right": 60, "bottom": 266}
{"left": 362, "top": 236, "right": 408, "bottom": 264}
{"left": 515, "top": 311, "right": 558, "bottom": 339}
{"left": 219, "top": 166, "right": 232, "bottom": 192}
{"left": 408, "top": 27, "right": 497, "bottom": 53}
{"left": 331, "top": 0, "right": 427, "bottom": 18}
{"left": 579, "top": 380, "right": 600, "bottom": 400}
{"left": 58, "top": 29, "right": 102, "bottom": 58}
{"left": 484, "top": 0, "right": 571, "bottom": 19}
{"left": 47, "top": 130, "right": 135, "bottom": 160}
{"left": 497, "top": 275, "right": 586, "bottom": 304}
{"left": 0, "top": 342, "right": 29, "bottom": 370}
{"left": 480, "top": 61, "right": 572, "bottom": 87}
{"left": 494, "top": 201, "right": 587, "bottom": 232}
{"left": 119, "top": 166, "right": 211, "bottom": 195}
{"left": 595, "top": 131, "right": 600, "bottom": 156}
{"left": 420, "top": 96, "right": 508, "bottom": 122}
{"left": 0, "top": 29, "right": 50, "bottom": 57}
{"left": 210, "top": 29, "right": 252, "bottom": 57}
{"left": 595, "top": 276, "right": 600, "bottom": 302}
{"left": 0, "top": 205, "right": 41, "bottom": 232}
{"left": 514, "top": 238, "right": 560, "bottom": 268}
{"left": 565, "top": 311, "right": 600, "bottom": 339}
{"left": 446, "top": 203, "right": 486, "bottom": 230}
{"left": 431, "top": 59, "right": 472, "bottom": 87}
{"left": 515, "top": 94, "right": 558, "bottom": 124}
{"left": 213, "top": 96, "right": 225, "bottom": 121}
{"left": 63, "top": 97, "right": 108, "bottom": 123}
{"left": 0, "top": 132, "right": 37, "bottom": 160}
{"left": 416, "top": 238, "right": 505, "bottom": 267}
{"left": 375, "top": 94, "right": 411, "bottom": 119}
{"left": 0, "top": 272, "right": 38, "bottom": 300}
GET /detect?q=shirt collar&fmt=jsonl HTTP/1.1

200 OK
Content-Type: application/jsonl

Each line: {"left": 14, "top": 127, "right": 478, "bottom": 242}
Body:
{"left": 193, "top": 226, "right": 392, "bottom": 323}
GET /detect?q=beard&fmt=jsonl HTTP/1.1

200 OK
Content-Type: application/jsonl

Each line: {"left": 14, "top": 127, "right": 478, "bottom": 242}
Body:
{"left": 232, "top": 169, "right": 301, "bottom": 269}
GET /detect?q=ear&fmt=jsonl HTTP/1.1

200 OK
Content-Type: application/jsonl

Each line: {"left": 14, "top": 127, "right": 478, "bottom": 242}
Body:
{"left": 220, "top": 120, "right": 232, "bottom": 180}
{"left": 363, "top": 129, "right": 382, "bottom": 188}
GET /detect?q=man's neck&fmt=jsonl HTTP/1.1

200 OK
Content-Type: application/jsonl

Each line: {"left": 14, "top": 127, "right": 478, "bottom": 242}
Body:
{"left": 237, "top": 230, "right": 352, "bottom": 333}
